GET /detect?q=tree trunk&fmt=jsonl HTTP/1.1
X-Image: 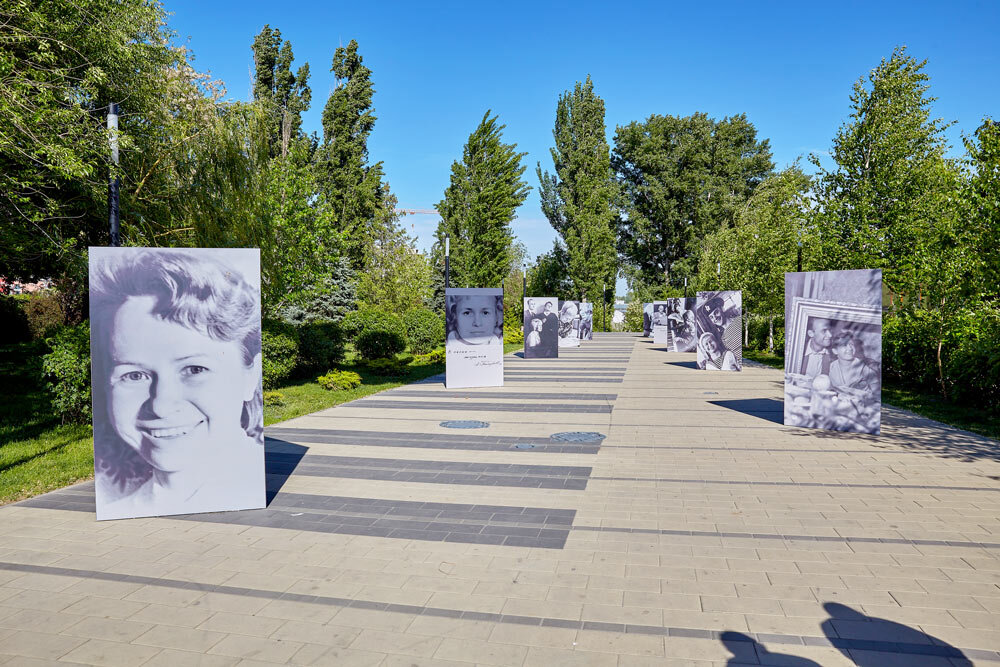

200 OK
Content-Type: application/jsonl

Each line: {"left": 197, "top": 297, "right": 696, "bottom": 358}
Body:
{"left": 744, "top": 312, "right": 749, "bottom": 348}
{"left": 936, "top": 338, "right": 948, "bottom": 400}
{"left": 768, "top": 315, "right": 774, "bottom": 354}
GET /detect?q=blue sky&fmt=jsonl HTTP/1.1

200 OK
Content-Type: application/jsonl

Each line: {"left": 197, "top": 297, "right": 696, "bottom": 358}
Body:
{"left": 166, "top": 1, "right": 999, "bottom": 293}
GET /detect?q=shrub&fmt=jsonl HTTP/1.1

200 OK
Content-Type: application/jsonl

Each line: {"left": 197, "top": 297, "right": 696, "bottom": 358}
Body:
{"left": 18, "top": 293, "right": 65, "bottom": 339}
{"left": 297, "top": 320, "right": 345, "bottom": 372}
{"left": 365, "top": 356, "right": 412, "bottom": 376}
{"left": 317, "top": 369, "right": 362, "bottom": 391}
{"left": 262, "top": 319, "right": 299, "bottom": 389}
{"left": 413, "top": 348, "right": 445, "bottom": 365}
{"left": 263, "top": 390, "right": 286, "bottom": 406}
{"left": 623, "top": 301, "right": 644, "bottom": 333}
{"left": 503, "top": 324, "right": 523, "bottom": 344}
{"left": 0, "top": 296, "right": 31, "bottom": 344}
{"left": 353, "top": 311, "right": 408, "bottom": 361}
{"left": 41, "top": 323, "right": 91, "bottom": 424}
{"left": 402, "top": 308, "right": 444, "bottom": 354}
{"left": 945, "top": 307, "right": 1000, "bottom": 410}
{"left": 340, "top": 309, "right": 383, "bottom": 342}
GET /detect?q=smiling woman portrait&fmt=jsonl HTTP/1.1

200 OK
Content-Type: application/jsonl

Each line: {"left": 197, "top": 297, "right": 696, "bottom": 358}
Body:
{"left": 89, "top": 247, "right": 266, "bottom": 520}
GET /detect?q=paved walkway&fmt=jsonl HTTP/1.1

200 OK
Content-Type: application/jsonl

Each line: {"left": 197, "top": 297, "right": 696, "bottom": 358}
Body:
{"left": 3, "top": 333, "right": 1000, "bottom": 666}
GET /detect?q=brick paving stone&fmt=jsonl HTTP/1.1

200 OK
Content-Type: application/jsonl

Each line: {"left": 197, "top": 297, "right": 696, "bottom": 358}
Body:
{"left": 3, "top": 334, "right": 1000, "bottom": 665}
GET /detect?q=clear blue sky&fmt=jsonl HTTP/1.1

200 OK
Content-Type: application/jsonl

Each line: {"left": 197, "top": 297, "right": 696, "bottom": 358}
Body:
{"left": 166, "top": 0, "right": 999, "bottom": 294}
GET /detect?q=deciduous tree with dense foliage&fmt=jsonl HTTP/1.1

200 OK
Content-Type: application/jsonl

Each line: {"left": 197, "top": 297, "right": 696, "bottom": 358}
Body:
{"left": 613, "top": 112, "right": 773, "bottom": 285}
{"left": 434, "top": 111, "right": 530, "bottom": 288}
{"left": 538, "top": 76, "right": 618, "bottom": 303}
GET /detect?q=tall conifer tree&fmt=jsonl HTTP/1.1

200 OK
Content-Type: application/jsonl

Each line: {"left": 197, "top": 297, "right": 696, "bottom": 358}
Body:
{"left": 537, "top": 76, "right": 618, "bottom": 302}
{"left": 251, "top": 25, "right": 311, "bottom": 158}
{"left": 434, "top": 111, "right": 530, "bottom": 288}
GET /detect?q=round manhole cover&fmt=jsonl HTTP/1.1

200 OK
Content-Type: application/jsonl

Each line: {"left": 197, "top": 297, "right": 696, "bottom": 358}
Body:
{"left": 440, "top": 420, "right": 490, "bottom": 429}
{"left": 513, "top": 443, "right": 538, "bottom": 450}
{"left": 550, "top": 431, "right": 606, "bottom": 443}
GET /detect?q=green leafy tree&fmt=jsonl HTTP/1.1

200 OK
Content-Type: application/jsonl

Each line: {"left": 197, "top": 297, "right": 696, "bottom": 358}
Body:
{"left": 538, "top": 76, "right": 618, "bottom": 302}
{"left": 963, "top": 119, "right": 1000, "bottom": 292}
{"left": 355, "top": 226, "right": 432, "bottom": 314}
{"left": 526, "top": 241, "right": 573, "bottom": 301}
{"left": 251, "top": 25, "right": 311, "bottom": 158}
{"left": 315, "top": 39, "right": 396, "bottom": 268}
{"left": 434, "top": 111, "right": 530, "bottom": 288}
{"left": 613, "top": 112, "right": 773, "bottom": 284}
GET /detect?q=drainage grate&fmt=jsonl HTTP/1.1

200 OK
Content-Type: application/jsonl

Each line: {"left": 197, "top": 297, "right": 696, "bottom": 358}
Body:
{"left": 440, "top": 420, "right": 490, "bottom": 429}
{"left": 550, "top": 431, "right": 606, "bottom": 443}
{"left": 703, "top": 391, "right": 719, "bottom": 395}
{"left": 513, "top": 443, "right": 537, "bottom": 450}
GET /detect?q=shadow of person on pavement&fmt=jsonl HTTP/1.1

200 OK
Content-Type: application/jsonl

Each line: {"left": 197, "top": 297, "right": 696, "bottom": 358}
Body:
{"left": 720, "top": 631, "right": 823, "bottom": 666}
{"left": 821, "top": 602, "right": 968, "bottom": 666}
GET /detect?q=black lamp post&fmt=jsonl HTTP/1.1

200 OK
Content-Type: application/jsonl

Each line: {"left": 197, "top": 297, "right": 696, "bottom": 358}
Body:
{"left": 444, "top": 235, "right": 450, "bottom": 288}
{"left": 108, "top": 103, "right": 120, "bottom": 247}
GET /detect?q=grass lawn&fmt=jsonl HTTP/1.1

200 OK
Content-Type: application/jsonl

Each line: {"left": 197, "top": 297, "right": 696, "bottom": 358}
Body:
{"left": 744, "top": 349, "right": 1000, "bottom": 440}
{"left": 0, "top": 342, "right": 94, "bottom": 505}
{"left": 1, "top": 341, "right": 525, "bottom": 504}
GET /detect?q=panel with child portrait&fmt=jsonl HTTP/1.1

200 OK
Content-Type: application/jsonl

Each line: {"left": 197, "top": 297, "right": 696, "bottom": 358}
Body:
{"left": 784, "top": 269, "right": 882, "bottom": 434}
{"left": 446, "top": 288, "right": 504, "bottom": 388}
{"left": 89, "top": 247, "right": 265, "bottom": 520}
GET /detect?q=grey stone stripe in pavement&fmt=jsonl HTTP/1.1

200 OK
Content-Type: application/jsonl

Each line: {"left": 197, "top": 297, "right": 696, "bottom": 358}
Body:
{"left": 505, "top": 377, "right": 623, "bottom": 383}
{"left": 384, "top": 390, "right": 617, "bottom": 400}
{"left": 264, "top": 428, "right": 601, "bottom": 453}
{"left": 345, "top": 399, "right": 612, "bottom": 413}
{"left": 268, "top": 452, "right": 592, "bottom": 490}
{"left": 0, "top": 562, "right": 992, "bottom": 664}
{"left": 504, "top": 370, "right": 625, "bottom": 376}
{"left": 570, "top": 524, "right": 1000, "bottom": 550}
{"left": 599, "top": 444, "right": 940, "bottom": 455}
{"left": 587, "top": 475, "right": 1000, "bottom": 492}
{"left": 17, "top": 490, "right": 576, "bottom": 549}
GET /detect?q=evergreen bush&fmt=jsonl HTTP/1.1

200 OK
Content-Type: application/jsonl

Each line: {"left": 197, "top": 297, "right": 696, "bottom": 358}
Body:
{"left": 317, "top": 369, "right": 362, "bottom": 391}
{"left": 353, "top": 312, "right": 408, "bottom": 360}
{"left": 413, "top": 348, "right": 445, "bottom": 365}
{"left": 364, "top": 356, "right": 412, "bottom": 376}
{"left": 262, "top": 319, "right": 299, "bottom": 389}
{"left": 297, "top": 320, "right": 345, "bottom": 372}
{"left": 41, "top": 323, "right": 91, "bottom": 424}
{"left": 402, "top": 308, "right": 444, "bottom": 354}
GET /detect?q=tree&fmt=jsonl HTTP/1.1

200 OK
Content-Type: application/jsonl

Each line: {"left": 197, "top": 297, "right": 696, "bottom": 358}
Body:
{"left": 434, "top": 111, "right": 530, "bottom": 289}
{"left": 696, "top": 166, "right": 814, "bottom": 351}
{"left": 613, "top": 112, "right": 773, "bottom": 285}
{"left": 963, "top": 119, "right": 1000, "bottom": 293}
{"left": 315, "top": 39, "right": 395, "bottom": 268}
{"left": 251, "top": 25, "right": 311, "bottom": 158}
{"left": 811, "top": 46, "right": 958, "bottom": 293}
{"left": 526, "top": 241, "right": 573, "bottom": 301}
{"left": 355, "top": 228, "right": 432, "bottom": 314}
{"left": 0, "top": 0, "right": 187, "bottom": 286}
{"left": 538, "top": 76, "right": 618, "bottom": 303}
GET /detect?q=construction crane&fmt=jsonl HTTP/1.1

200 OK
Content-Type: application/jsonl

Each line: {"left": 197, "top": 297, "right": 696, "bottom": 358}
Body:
{"left": 395, "top": 208, "right": 438, "bottom": 216}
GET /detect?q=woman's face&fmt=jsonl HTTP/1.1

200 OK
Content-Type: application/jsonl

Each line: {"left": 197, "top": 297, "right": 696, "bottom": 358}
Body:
{"left": 704, "top": 335, "right": 721, "bottom": 358}
{"left": 455, "top": 296, "right": 497, "bottom": 344}
{"left": 107, "top": 296, "right": 258, "bottom": 475}
{"left": 835, "top": 339, "right": 856, "bottom": 361}
{"left": 708, "top": 306, "right": 723, "bottom": 327}
{"left": 532, "top": 319, "right": 543, "bottom": 332}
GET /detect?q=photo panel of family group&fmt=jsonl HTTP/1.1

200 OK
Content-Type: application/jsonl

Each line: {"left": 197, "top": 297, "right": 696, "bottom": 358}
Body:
{"left": 784, "top": 269, "right": 882, "bottom": 435}
{"left": 89, "top": 247, "right": 266, "bottom": 521}
{"left": 445, "top": 287, "right": 504, "bottom": 389}
{"left": 523, "top": 297, "right": 559, "bottom": 358}
{"left": 695, "top": 291, "right": 743, "bottom": 371}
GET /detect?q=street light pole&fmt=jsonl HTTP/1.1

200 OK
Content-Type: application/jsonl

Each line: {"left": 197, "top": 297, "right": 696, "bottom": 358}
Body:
{"left": 444, "top": 235, "right": 450, "bottom": 289}
{"left": 684, "top": 277, "right": 688, "bottom": 299}
{"left": 602, "top": 282, "right": 606, "bottom": 333}
{"left": 797, "top": 240, "right": 803, "bottom": 273}
{"left": 108, "top": 103, "right": 120, "bottom": 247}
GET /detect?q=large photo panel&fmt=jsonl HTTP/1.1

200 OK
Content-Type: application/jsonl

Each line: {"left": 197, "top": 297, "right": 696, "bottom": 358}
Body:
{"left": 642, "top": 303, "right": 652, "bottom": 337}
{"left": 784, "top": 269, "right": 882, "bottom": 434}
{"left": 557, "top": 300, "right": 581, "bottom": 348}
{"left": 446, "top": 288, "right": 504, "bottom": 388}
{"left": 89, "top": 247, "right": 266, "bottom": 521}
{"left": 668, "top": 297, "right": 698, "bottom": 353}
{"left": 652, "top": 300, "right": 669, "bottom": 346}
{"left": 695, "top": 291, "right": 743, "bottom": 371}
{"left": 524, "top": 297, "right": 558, "bottom": 359}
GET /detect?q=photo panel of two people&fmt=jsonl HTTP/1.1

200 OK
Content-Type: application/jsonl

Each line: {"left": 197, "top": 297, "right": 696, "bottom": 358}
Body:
{"left": 784, "top": 269, "right": 882, "bottom": 435}
{"left": 89, "top": 247, "right": 266, "bottom": 521}
{"left": 695, "top": 291, "right": 743, "bottom": 371}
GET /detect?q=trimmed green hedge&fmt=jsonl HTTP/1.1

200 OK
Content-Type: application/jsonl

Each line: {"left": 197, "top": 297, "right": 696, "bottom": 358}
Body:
{"left": 262, "top": 319, "right": 299, "bottom": 389}
{"left": 402, "top": 308, "right": 444, "bottom": 355}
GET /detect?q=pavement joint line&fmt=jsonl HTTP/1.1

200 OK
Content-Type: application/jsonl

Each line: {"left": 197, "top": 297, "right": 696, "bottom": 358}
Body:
{"left": 342, "top": 400, "right": 613, "bottom": 413}
{"left": 586, "top": 476, "right": 1000, "bottom": 492}
{"left": 569, "top": 525, "right": 1000, "bottom": 549}
{"left": 0, "top": 561, "right": 993, "bottom": 662}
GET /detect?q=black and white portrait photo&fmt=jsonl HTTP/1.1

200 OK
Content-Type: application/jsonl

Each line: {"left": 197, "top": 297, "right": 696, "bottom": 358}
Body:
{"left": 784, "top": 269, "right": 882, "bottom": 434}
{"left": 652, "top": 301, "right": 669, "bottom": 346}
{"left": 579, "top": 302, "right": 593, "bottom": 341}
{"left": 523, "top": 297, "right": 558, "bottom": 358}
{"left": 667, "top": 297, "right": 698, "bottom": 353}
{"left": 695, "top": 291, "right": 743, "bottom": 371}
{"left": 88, "top": 247, "right": 265, "bottom": 520}
{"left": 642, "top": 303, "right": 653, "bottom": 337}
{"left": 557, "top": 300, "right": 581, "bottom": 348}
{"left": 445, "top": 288, "right": 504, "bottom": 388}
